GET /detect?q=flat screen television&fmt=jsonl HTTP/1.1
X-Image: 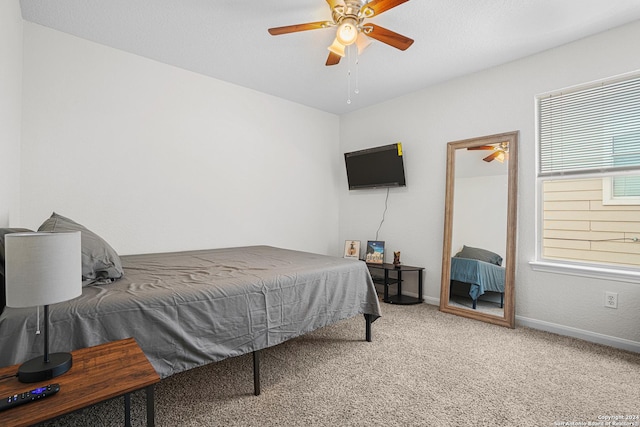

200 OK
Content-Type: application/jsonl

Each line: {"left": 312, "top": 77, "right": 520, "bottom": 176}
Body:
{"left": 344, "top": 143, "right": 406, "bottom": 190}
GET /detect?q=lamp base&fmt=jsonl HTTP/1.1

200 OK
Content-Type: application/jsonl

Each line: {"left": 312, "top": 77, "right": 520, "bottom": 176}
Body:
{"left": 17, "top": 352, "right": 73, "bottom": 383}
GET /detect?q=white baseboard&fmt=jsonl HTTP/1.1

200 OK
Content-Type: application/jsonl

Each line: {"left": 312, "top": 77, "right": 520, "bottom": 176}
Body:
{"left": 516, "top": 315, "right": 640, "bottom": 353}
{"left": 423, "top": 296, "right": 440, "bottom": 306}
{"left": 377, "top": 287, "right": 639, "bottom": 353}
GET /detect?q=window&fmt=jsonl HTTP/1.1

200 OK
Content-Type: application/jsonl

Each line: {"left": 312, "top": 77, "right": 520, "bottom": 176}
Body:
{"left": 602, "top": 175, "right": 640, "bottom": 205}
{"left": 536, "top": 73, "right": 640, "bottom": 274}
{"left": 604, "top": 133, "right": 640, "bottom": 205}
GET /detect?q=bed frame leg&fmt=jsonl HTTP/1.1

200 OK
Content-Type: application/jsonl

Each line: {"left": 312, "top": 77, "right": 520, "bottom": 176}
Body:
{"left": 364, "top": 314, "right": 372, "bottom": 342}
{"left": 252, "top": 314, "right": 371, "bottom": 396}
{"left": 253, "top": 350, "right": 261, "bottom": 396}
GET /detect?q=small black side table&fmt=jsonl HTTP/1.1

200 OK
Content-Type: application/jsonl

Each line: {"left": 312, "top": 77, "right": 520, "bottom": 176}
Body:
{"left": 367, "top": 263, "right": 424, "bottom": 305}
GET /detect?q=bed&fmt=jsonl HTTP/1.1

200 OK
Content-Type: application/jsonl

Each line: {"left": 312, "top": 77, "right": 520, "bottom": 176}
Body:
{"left": 0, "top": 218, "right": 381, "bottom": 394}
{"left": 449, "top": 245, "right": 505, "bottom": 309}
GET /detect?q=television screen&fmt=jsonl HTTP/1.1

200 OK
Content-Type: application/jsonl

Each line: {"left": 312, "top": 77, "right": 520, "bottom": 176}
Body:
{"left": 344, "top": 143, "right": 406, "bottom": 190}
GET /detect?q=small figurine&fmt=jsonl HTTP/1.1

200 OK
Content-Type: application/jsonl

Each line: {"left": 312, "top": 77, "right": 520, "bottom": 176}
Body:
{"left": 347, "top": 241, "right": 357, "bottom": 257}
{"left": 393, "top": 251, "right": 401, "bottom": 267}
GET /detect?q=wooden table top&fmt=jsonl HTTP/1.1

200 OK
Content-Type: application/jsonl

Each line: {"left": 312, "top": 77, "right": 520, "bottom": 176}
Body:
{"left": 0, "top": 337, "right": 160, "bottom": 427}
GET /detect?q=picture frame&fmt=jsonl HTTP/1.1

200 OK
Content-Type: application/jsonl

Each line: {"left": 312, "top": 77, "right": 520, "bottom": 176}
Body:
{"left": 365, "top": 241, "right": 385, "bottom": 264}
{"left": 344, "top": 240, "right": 361, "bottom": 259}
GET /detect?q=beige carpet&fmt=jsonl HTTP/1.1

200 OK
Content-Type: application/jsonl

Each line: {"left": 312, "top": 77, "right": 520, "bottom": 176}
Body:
{"left": 44, "top": 303, "right": 640, "bottom": 426}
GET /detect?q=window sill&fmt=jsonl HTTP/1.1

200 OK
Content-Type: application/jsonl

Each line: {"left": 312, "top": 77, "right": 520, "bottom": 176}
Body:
{"left": 529, "top": 260, "right": 640, "bottom": 284}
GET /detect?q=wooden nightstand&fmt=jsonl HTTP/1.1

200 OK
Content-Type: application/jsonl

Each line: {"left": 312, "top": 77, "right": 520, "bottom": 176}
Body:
{"left": 0, "top": 337, "right": 160, "bottom": 427}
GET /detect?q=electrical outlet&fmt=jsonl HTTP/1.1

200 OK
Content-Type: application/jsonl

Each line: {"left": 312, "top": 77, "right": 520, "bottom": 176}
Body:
{"left": 605, "top": 292, "right": 618, "bottom": 309}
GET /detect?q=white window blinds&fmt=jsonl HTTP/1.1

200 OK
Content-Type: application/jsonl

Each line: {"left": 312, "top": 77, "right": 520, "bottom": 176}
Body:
{"left": 613, "top": 175, "right": 640, "bottom": 197}
{"left": 538, "top": 74, "right": 640, "bottom": 177}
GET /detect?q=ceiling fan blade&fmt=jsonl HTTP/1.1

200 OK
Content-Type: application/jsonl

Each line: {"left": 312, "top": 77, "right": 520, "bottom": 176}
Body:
{"left": 366, "top": 24, "right": 414, "bottom": 50}
{"left": 268, "top": 21, "right": 332, "bottom": 36}
{"left": 363, "top": 0, "right": 410, "bottom": 17}
{"left": 468, "top": 145, "right": 496, "bottom": 151}
{"left": 483, "top": 152, "right": 500, "bottom": 162}
{"left": 326, "top": 51, "right": 342, "bottom": 66}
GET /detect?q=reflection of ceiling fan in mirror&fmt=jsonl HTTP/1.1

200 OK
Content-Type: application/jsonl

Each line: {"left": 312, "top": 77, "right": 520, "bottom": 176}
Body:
{"left": 468, "top": 141, "right": 510, "bottom": 163}
{"left": 267, "top": 0, "right": 414, "bottom": 66}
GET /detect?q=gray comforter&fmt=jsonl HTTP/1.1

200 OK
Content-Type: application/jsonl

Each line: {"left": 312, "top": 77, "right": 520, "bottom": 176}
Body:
{"left": 0, "top": 246, "right": 381, "bottom": 378}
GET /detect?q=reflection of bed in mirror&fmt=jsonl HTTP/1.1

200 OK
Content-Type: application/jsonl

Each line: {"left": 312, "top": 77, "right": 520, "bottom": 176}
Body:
{"left": 450, "top": 257, "right": 504, "bottom": 309}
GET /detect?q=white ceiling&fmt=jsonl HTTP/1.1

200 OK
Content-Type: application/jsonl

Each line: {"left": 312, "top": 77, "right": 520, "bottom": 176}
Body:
{"left": 19, "top": 0, "right": 640, "bottom": 115}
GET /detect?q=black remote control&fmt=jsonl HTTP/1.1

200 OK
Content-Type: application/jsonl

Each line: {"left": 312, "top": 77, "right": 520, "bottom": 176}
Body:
{"left": 0, "top": 383, "right": 60, "bottom": 411}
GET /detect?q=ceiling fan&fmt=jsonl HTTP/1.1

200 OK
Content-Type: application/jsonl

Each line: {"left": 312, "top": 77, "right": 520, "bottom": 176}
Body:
{"left": 268, "top": 0, "right": 414, "bottom": 66}
{"left": 468, "top": 141, "right": 510, "bottom": 163}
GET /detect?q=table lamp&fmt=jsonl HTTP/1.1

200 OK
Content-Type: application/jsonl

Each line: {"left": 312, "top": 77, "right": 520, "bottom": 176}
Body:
{"left": 5, "top": 231, "right": 82, "bottom": 383}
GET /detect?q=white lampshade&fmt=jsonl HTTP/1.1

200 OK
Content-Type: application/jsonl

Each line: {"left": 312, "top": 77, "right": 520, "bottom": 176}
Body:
{"left": 328, "top": 38, "right": 346, "bottom": 57}
{"left": 355, "top": 33, "right": 372, "bottom": 55}
{"left": 6, "top": 232, "right": 82, "bottom": 308}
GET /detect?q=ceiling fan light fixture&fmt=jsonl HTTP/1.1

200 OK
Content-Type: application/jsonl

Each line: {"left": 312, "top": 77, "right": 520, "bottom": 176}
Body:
{"left": 355, "top": 33, "right": 372, "bottom": 54}
{"left": 267, "top": 0, "right": 413, "bottom": 67}
{"left": 328, "top": 38, "right": 346, "bottom": 57}
{"left": 336, "top": 18, "right": 359, "bottom": 45}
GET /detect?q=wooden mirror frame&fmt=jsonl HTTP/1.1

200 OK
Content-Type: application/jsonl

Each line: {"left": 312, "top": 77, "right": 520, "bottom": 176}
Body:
{"left": 439, "top": 131, "right": 518, "bottom": 328}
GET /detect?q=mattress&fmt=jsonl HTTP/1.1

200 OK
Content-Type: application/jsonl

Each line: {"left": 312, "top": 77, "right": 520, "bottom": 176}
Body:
{"left": 0, "top": 246, "right": 381, "bottom": 378}
{"left": 450, "top": 256, "right": 505, "bottom": 301}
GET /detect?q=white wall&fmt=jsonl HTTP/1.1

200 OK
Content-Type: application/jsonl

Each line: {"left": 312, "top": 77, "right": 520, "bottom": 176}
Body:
{"left": 452, "top": 174, "right": 508, "bottom": 259}
{"left": 339, "top": 20, "right": 640, "bottom": 348}
{"left": 13, "top": 13, "right": 640, "bottom": 349}
{"left": 20, "top": 23, "right": 341, "bottom": 256}
{"left": 0, "top": 0, "right": 23, "bottom": 226}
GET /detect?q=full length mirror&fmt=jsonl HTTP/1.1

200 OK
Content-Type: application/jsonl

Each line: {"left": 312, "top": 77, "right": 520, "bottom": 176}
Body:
{"left": 440, "top": 131, "right": 518, "bottom": 328}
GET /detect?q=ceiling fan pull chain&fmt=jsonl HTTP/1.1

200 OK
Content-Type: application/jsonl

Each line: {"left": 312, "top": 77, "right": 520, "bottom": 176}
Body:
{"left": 355, "top": 53, "right": 360, "bottom": 95}
{"left": 347, "top": 45, "right": 352, "bottom": 104}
